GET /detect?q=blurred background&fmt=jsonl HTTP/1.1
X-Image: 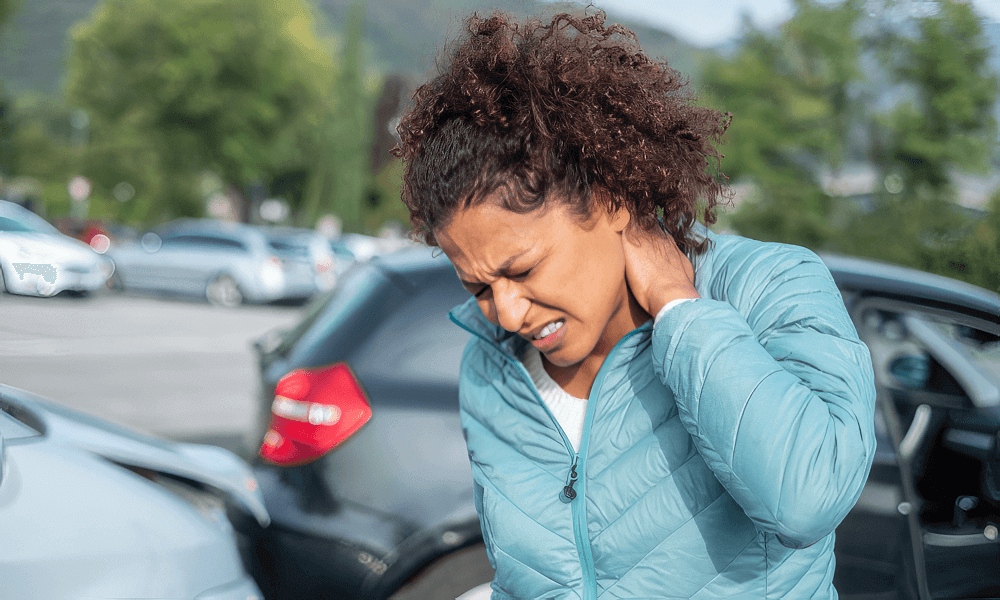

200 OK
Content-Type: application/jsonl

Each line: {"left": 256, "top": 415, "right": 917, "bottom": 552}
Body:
{"left": 0, "top": 0, "right": 996, "bottom": 443}
{"left": 0, "top": 0, "right": 995, "bottom": 291}
{"left": 0, "top": 2, "right": 997, "bottom": 597}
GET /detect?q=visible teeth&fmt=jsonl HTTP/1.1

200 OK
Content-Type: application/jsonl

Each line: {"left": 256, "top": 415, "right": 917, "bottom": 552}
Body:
{"left": 534, "top": 320, "right": 564, "bottom": 340}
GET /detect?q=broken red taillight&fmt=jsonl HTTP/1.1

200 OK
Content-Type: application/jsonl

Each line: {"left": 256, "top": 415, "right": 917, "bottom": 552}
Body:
{"left": 259, "top": 363, "right": 372, "bottom": 466}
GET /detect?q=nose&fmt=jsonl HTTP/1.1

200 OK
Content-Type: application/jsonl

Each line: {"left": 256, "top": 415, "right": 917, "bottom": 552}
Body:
{"left": 487, "top": 280, "right": 530, "bottom": 333}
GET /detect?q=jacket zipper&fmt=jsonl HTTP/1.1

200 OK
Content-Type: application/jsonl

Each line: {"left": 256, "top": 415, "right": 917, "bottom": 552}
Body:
{"left": 449, "top": 312, "right": 652, "bottom": 600}
{"left": 559, "top": 456, "right": 579, "bottom": 503}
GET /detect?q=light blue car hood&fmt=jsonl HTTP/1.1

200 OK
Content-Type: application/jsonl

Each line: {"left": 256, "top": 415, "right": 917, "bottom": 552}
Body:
{"left": 0, "top": 383, "right": 269, "bottom": 527}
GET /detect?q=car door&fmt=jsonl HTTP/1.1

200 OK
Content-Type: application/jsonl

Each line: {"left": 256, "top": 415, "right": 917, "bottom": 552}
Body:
{"left": 158, "top": 233, "right": 248, "bottom": 296}
{"left": 842, "top": 295, "right": 1000, "bottom": 599}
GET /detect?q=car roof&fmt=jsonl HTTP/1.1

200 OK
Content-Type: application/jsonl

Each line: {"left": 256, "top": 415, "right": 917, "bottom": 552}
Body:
{"left": 820, "top": 253, "right": 999, "bottom": 321}
{"left": 155, "top": 218, "right": 266, "bottom": 240}
{"left": 370, "top": 244, "right": 452, "bottom": 274}
{"left": 365, "top": 245, "right": 998, "bottom": 323}
{"left": 260, "top": 226, "right": 324, "bottom": 239}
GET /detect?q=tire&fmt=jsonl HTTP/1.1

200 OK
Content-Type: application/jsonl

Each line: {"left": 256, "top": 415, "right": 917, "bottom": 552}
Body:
{"left": 0, "top": 265, "right": 6, "bottom": 294}
{"left": 206, "top": 274, "right": 244, "bottom": 308}
{"left": 388, "top": 543, "right": 494, "bottom": 600}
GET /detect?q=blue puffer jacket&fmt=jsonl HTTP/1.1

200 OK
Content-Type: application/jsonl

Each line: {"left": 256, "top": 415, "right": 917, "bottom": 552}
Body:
{"left": 449, "top": 229, "right": 877, "bottom": 599}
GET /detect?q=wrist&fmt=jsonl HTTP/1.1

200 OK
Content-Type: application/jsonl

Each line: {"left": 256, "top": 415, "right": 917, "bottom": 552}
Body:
{"left": 648, "top": 287, "right": 700, "bottom": 317}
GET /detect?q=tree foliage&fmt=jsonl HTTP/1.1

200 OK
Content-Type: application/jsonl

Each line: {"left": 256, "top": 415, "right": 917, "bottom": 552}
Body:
{"left": 706, "top": 0, "right": 999, "bottom": 292}
{"left": 845, "top": 0, "right": 999, "bottom": 290}
{"left": 0, "top": 0, "right": 18, "bottom": 27}
{"left": 875, "top": 0, "right": 998, "bottom": 195}
{"left": 702, "top": 0, "right": 863, "bottom": 248}
{"left": 65, "top": 0, "right": 335, "bottom": 223}
{"left": 299, "top": 2, "right": 374, "bottom": 233}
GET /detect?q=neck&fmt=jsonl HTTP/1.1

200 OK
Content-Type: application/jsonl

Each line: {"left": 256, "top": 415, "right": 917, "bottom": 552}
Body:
{"left": 542, "top": 285, "right": 651, "bottom": 398}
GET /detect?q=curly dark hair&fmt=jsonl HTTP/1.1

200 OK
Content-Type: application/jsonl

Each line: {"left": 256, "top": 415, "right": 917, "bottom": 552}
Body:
{"left": 391, "top": 10, "right": 731, "bottom": 254}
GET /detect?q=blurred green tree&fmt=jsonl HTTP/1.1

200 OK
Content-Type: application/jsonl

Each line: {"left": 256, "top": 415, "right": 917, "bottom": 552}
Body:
{"left": 299, "top": 1, "right": 373, "bottom": 233}
{"left": 65, "top": 0, "right": 335, "bottom": 224}
{"left": 2, "top": 97, "right": 74, "bottom": 206}
{"left": 0, "top": 0, "right": 18, "bottom": 27}
{"left": 876, "top": 0, "right": 998, "bottom": 196}
{"left": 837, "top": 0, "right": 998, "bottom": 290}
{"left": 702, "top": 0, "right": 864, "bottom": 248}
{"left": 706, "top": 0, "right": 998, "bottom": 292}
{"left": 0, "top": 0, "right": 20, "bottom": 179}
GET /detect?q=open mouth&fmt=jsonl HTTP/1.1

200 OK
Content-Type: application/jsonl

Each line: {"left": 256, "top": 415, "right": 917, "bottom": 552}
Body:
{"left": 533, "top": 320, "right": 564, "bottom": 340}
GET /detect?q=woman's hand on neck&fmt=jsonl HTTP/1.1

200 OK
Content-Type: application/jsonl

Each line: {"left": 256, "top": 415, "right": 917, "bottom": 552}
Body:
{"left": 622, "top": 228, "right": 700, "bottom": 317}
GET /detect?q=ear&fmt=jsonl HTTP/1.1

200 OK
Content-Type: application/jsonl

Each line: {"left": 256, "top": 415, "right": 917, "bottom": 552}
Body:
{"left": 594, "top": 188, "right": 630, "bottom": 233}
{"left": 609, "top": 206, "right": 630, "bottom": 234}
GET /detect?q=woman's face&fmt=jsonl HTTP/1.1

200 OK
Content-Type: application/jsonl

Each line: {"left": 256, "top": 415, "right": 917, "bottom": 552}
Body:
{"left": 436, "top": 192, "right": 650, "bottom": 369}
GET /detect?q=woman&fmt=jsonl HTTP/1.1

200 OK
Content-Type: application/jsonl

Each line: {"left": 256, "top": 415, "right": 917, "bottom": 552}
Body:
{"left": 392, "top": 10, "right": 876, "bottom": 599}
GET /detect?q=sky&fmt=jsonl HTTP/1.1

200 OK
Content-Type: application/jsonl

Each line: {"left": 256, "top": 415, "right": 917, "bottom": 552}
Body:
{"left": 565, "top": 0, "right": 1000, "bottom": 47}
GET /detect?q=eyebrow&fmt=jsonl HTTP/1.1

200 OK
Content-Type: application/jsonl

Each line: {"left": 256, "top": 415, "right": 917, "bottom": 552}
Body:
{"left": 456, "top": 249, "right": 531, "bottom": 287}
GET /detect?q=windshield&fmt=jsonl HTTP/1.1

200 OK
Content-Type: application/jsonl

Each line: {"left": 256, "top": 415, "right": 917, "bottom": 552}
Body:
{"left": 0, "top": 214, "right": 60, "bottom": 235}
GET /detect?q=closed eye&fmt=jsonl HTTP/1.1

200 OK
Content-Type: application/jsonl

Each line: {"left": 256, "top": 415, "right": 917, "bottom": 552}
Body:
{"left": 509, "top": 268, "right": 532, "bottom": 281}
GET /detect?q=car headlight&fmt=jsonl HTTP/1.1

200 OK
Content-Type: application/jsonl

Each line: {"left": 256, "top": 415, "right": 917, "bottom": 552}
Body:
{"left": 99, "top": 257, "right": 115, "bottom": 280}
{"left": 260, "top": 256, "right": 284, "bottom": 292}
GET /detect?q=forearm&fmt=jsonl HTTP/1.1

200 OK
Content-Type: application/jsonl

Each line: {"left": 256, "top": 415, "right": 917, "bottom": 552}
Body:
{"left": 652, "top": 298, "right": 876, "bottom": 547}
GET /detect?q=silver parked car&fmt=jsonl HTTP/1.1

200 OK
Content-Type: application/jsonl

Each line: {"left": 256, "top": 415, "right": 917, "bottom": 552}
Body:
{"left": 0, "top": 200, "right": 115, "bottom": 297}
{"left": 0, "top": 383, "right": 268, "bottom": 599}
{"left": 108, "top": 219, "right": 299, "bottom": 307}
{"left": 261, "top": 226, "right": 340, "bottom": 298}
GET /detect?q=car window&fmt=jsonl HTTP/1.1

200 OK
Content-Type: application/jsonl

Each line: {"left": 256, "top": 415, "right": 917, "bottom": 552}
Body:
{"left": 161, "top": 234, "right": 247, "bottom": 251}
{"left": 0, "top": 213, "right": 60, "bottom": 235}
{"left": 857, "top": 299, "right": 1000, "bottom": 411}
{"left": 0, "top": 217, "right": 36, "bottom": 233}
{"left": 0, "top": 409, "right": 40, "bottom": 440}
{"left": 280, "top": 263, "right": 391, "bottom": 361}
{"left": 268, "top": 237, "right": 310, "bottom": 257}
{"left": 351, "top": 271, "right": 471, "bottom": 386}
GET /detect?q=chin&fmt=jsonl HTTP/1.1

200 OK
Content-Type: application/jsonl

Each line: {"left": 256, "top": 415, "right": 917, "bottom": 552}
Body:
{"left": 542, "top": 347, "right": 586, "bottom": 368}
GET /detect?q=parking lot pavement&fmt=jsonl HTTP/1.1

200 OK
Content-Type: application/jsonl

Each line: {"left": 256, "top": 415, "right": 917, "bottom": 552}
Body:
{"left": 0, "top": 290, "right": 301, "bottom": 457}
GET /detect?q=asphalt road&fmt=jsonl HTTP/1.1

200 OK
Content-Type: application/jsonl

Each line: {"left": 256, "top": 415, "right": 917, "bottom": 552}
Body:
{"left": 0, "top": 288, "right": 303, "bottom": 457}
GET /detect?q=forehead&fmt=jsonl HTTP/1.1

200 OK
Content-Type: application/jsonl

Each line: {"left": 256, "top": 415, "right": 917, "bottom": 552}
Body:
{"left": 436, "top": 201, "right": 568, "bottom": 277}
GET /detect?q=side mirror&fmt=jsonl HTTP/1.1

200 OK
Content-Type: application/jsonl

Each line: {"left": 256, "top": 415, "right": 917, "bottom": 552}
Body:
{"left": 889, "top": 354, "right": 931, "bottom": 389}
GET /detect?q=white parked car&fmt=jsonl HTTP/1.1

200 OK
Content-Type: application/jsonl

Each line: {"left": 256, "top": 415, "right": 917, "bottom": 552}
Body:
{"left": 0, "top": 383, "right": 268, "bottom": 599}
{"left": 0, "top": 200, "right": 115, "bottom": 297}
{"left": 261, "top": 226, "right": 339, "bottom": 297}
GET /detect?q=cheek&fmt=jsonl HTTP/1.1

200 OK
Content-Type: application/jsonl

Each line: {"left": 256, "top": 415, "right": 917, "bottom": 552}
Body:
{"left": 477, "top": 298, "right": 497, "bottom": 323}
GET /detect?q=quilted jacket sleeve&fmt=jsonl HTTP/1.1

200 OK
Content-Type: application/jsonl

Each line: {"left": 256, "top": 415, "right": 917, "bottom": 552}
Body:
{"left": 650, "top": 240, "right": 876, "bottom": 549}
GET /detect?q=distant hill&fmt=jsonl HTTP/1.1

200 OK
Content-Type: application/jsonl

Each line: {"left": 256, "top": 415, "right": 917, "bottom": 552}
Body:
{"left": 0, "top": 0, "right": 97, "bottom": 95}
{"left": 0, "top": 0, "right": 710, "bottom": 97}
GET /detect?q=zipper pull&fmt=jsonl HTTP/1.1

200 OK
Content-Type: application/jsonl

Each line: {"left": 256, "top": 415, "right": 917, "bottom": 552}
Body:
{"left": 559, "top": 457, "right": 579, "bottom": 503}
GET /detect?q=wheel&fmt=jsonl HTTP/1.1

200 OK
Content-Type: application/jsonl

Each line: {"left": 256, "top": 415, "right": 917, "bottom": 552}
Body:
{"left": 0, "top": 265, "right": 6, "bottom": 294}
{"left": 206, "top": 274, "right": 244, "bottom": 307}
{"left": 388, "top": 543, "right": 494, "bottom": 600}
